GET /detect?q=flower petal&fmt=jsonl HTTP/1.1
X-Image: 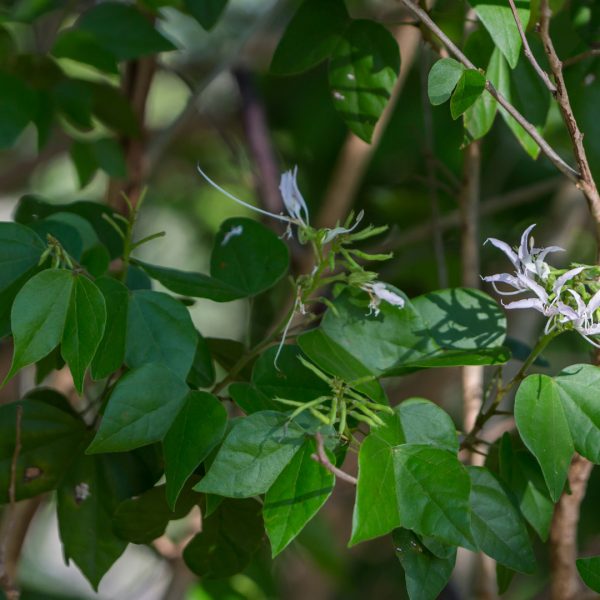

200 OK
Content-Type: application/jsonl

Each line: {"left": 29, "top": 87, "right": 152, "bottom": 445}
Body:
{"left": 503, "top": 298, "right": 546, "bottom": 313}
{"left": 518, "top": 224, "right": 536, "bottom": 263}
{"left": 484, "top": 237, "right": 519, "bottom": 266}
{"left": 552, "top": 266, "right": 586, "bottom": 294}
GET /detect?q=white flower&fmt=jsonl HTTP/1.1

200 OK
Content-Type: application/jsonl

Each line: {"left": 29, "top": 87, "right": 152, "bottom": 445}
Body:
{"left": 322, "top": 210, "right": 364, "bottom": 244}
{"left": 197, "top": 164, "right": 311, "bottom": 229}
{"left": 485, "top": 224, "right": 564, "bottom": 282}
{"left": 554, "top": 288, "right": 600, "bottom": 347}
{"left": 279, "top": 166, "right": 309, "bottom": 226}
{"left": 362, "top": 282, "right": 405, "bottom": 317}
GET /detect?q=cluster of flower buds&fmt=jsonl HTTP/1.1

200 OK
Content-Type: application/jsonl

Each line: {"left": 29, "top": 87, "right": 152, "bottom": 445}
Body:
{"left": 483, "top": 224, "right": 600, "bottom": 347}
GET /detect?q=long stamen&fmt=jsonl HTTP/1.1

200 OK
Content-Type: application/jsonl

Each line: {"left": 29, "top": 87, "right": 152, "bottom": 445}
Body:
{"left": 197, "top": 164, "right": 291, "bottom": 224}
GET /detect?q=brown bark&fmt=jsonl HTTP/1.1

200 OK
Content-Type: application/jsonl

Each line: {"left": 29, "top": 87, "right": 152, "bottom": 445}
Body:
{"left": 549, "top": 455, "right": 594, "bottom": 600}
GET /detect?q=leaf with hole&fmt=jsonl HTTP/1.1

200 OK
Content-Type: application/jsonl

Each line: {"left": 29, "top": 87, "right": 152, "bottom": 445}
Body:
{"left": 328, "top": 20, "right": 400, "bottom": 142}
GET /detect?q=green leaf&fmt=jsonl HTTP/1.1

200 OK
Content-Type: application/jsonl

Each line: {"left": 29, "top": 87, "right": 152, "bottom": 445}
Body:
{"left": 126, "top": 289, "right": 198, "bottom": 379}
{"left": 134, "top": 217, "right": 289, "bottom": 301}
{"left": 497, "top": 563, "right": 516, "bottom": 595}
{"left": 183, "top": 498, "right": 264, "bottom": 578}
{"left": 499, "top": 434, "right": 553, "bottom": 541}
{"left": 554, "top": 364, "right": 600, "bottom": 463}
{"left": 393, "top": 528, "right": 456, "bottom": 600}
{"left": 81, "top": 244, "right": 110, "bottom": 278}
{"left": 70, "top": 141, "right": 97, "bottom": 188}
{"left": 53, "top": 78, "right": 93, "bottom": 130}
{"left": 464, "top": 75, "right": 497, "bottom": 140}
{"left": 328, "top": 19, "right": 400, "bottom": 143}
{"left": 163, "top": 391, "right": 227, "bottom": 510}
{"left": 15, "top": 195, "right": 125, "bottom": 259}
{"left": 470, "top": 0, "right": 530, "bottom": 68}
{"left": 92, "top": 138, "right": 127, "bottom": 178}
{"left": 0, "top": 399, "right": 86, "bottom": 502}
{"left": 210, "top": 217, "right": 290, "bottom": 297}
{"left": 87, "top": 363, "right": 189, "bottom": 453}
{"left": 57, "top": 448, "right": 160, "bottom": 589}
{"left": 251, "top": 345, "right": 330, "bottom": 403}
{"left": 468, "top": 466, "right": 535, "bottom": 573}
{"left": 0, "top": 71, "right": 38, "bottom": 149}
{"left": 264, "top": 438, "right": 334, "bottom": 556}
{"left": 4, "top": 269, "right": 74, "bottom": 384}
{"left": 113, "top": 483, "right": 199, "bottom": 544}
{"left": 187, "top": 333, "right": 215, "bottom": 388}
{"left": 489, "top": 47, "right": 540, "bottom": 158}
{"left": 350, "top": 426, "right": 403, "bottom": 546}
{"left": 395, "top": 398, "right": 458, "bottom": 453}
{"left": 315, "top": 287, "right": 507, "bottom": 379}
{"left": 229, "top": 383, "right": 279, "bottom": 414}
{"left": 90, "top": 82, "right": 140, "bottom": 137}
{"left": 297, "top": 329, "right": 387, "bottom": 404}
{"left": 514, "top": 374, "right": 573, "bottom": 502}
{"left": 52, "top": 29, "right": 119, "bottom": 73}
{"left": 184, "top": 0, "right": 228, "bottom": 30}
{"left": 76, "top": 2, "right": 176, "bottom": 60}
{"left": 450, "top": 69, "right": 486, "bottom": 120}
{"left": 61, "top": 275, "right": 106, "bottom": 393}
{"left": 91, "top": 277, "right": 129, "bottom": 380}
{"left": 428, "top": 58, "right": 465, "bottom": 105}
{"left": 270, "top": 0, "right": 350, "bottom": 75}
{"left": 577, "top": 556, "right": 600, "bottom": 593}
{"left": 393, "top": 444, "right": 475, "bottom": 550}
{"left": 0, "top": 222, "right": 45, "bottom": 292}
{"left": 133, "top": 260, "right": 240, "bottom": 301}
{"left": 195, "top": 411, "right": 306, "bottom": 498}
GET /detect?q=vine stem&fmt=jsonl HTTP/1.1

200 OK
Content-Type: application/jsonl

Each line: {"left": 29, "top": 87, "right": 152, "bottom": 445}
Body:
{"left": 461, "top": 331, "right": 557, "bottom": 449}
{"left": 311, "top": 432, "right": 357, "bottom": 486}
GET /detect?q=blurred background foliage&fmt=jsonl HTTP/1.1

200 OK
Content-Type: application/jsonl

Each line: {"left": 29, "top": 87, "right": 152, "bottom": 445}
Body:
{"left": 0, "top": 0, "right": 599, "bottom": 598}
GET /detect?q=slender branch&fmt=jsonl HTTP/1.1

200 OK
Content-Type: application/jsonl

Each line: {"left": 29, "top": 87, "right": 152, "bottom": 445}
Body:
{"left": 550, "top": 454, "right": 593, "bottom": 600}
{"left": 385, "top": 176, "right": 563, "bottom": 249}
{"left": 0, "top": 405, "right": 23, "bottom": 600}
{"left": 507, "top": 0, "right": 556, "bottom": 92}
{"left": 398, "top": 0, "right": 581, "bottom": 182}
{"left": 311, "top": 433, "right": 357, "bottom": 485}
{"left": 459, "top": 142, "right": 484, "bottom": 462}
{"left": 539, "top": 1, "right": 600, "bottom": 248}
{"left": 562, "top": 49, "right": 600, "bottom": 67}
{"left": 461, "top": 332, "right": 556, "bottom": 449}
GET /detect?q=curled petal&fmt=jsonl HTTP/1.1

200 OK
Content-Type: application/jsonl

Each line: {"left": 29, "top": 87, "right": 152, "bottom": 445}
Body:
{"left": 553, "top": 266, "right": 586, "bottom": 294}
{"left": 537, "top": 245, "right": 565, "bottom": 263}
{"left": 587, "top": 289, "right": 600, "bottom": 315}
{"left": 516, "top": 273, "right": 548, "bottom": 303}
{"left": 484, "top": 237, "right": 519, "bottom": 266}
{"left": 555, "top": 302, "right": 579, "bottom": 322}
{"left": 518, "top": 224, "right": 536, "bottom": 263}
{"left": 279, "top": 166, "right": 309, "bottom": 225}
{"left": 323, "top": 210, "right": 365, "bottom": 244}
{"left": 567, "top": 289, "right": 587, "bottom": 314}
{"left": 503, "top": 298, "right": 547, "bottom": 313}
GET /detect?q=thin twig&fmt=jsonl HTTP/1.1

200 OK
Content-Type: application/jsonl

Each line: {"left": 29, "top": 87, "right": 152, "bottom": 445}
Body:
{"left": 385, "top": 176, "right": 563, "bottom": 250}
{"left": 562, "top": 49, "right": 600, "bottom": 68}
{"left": 539, "top": 0, "right": 600, "bottom": 248}
{"left": 311, "top": 433, "right": 357, "bottom": 485}
{"left": 507, "top": 0, "right": 556, "bottom": 92}
{"left": 398, "top": 0, "right": 581, "bottom": 182}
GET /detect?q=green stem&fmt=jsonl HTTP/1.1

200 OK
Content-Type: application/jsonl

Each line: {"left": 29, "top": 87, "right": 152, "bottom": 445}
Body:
{"left": 460, "top": 330, "right": 559, "bottom": 450}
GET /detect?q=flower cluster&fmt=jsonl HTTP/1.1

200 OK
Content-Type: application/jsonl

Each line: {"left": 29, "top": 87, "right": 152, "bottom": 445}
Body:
{"left": 483, "top": 224, "right": 600, "bottom": 347}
